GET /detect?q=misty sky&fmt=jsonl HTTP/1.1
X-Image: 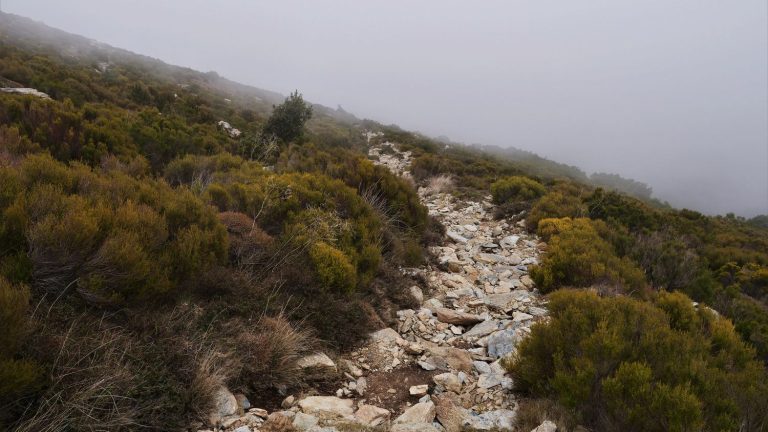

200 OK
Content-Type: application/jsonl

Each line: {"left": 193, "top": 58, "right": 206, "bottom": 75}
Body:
{"left": 4, "top": 1, "right": 768, "bottom": 216}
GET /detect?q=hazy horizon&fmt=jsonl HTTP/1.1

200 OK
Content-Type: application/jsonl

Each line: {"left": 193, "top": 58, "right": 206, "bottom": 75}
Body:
{"left": 4, "top": 1, "right": 767, "bottom": 217}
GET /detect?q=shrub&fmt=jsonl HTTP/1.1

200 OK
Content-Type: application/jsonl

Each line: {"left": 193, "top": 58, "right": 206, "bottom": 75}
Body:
{"left": 218, "top": 212, "right": 274, "bottom": 267}
{"left": 263, "top": 91, "right": 313, "bottom": 143}
{"left": 506, "top": 290, "right": 768, "bottom": 432}
{"left": 309, "top": 242, "right": 357, "bottom": 294}
{"left": 490, "top": 176, "right": 546, "bottom": 205}
{"left": 0, "top": 277, "right": 44, "bottom": 424}
{"left": 0, "top": 277, "right": 31, "bottom": 356}
{"left": 526, "top": 183, "right": 587, "bottom": 230}
{"left": 531, "top": 218, "right": 646, "bottom": 293}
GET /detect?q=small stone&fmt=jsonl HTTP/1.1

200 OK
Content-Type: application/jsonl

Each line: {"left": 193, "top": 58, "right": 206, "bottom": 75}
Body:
{"left": 232, "top": 426, "right": 251, "bottom": 432}
{"left": 281, "top": 395, "right": 296, "bottom": 408}
{"left": 356, "top": 377, "right": 368, "bottom": 396}
{"left": 463, "top": 319, "right": 502, "bottom": 340}
{"left": 531, "top": 420, "right": 558, "bottom": 432}
{"left": 447, "top": 231, "right": 469, "bottom": 244}
{"left": 249, "top": 408, "right": 268, "bottom": 418}
{"left": 433, "top": 372, "right": 462, "bottom": 393}
{"left": 208, "top": 386, "right": 237, "bottom": 425}
{"left": 297, "top": 396, "right": 354, "bottom": 417}
{"left": 391, "top": 424, "right": 441, "bottom": 432}
{"left": 512, "top": 311, "right": 533, "bottom": 322}
{"left": 418, "top": 361, "right": 437, "bottom": 371}
{"left": 292, "top": 412, "right": 319, "bottom": 431}
{"left": 462, "top": 409, "right": 516, "bottom": 431}
{"left": 500, "top": 235, "right": 520, "bottom": 249}
{"left": 487, "top": 329, "right": 522, "bottom": 359}
{"left": 354, "top": 404, "right": 390, "bottom": 426}
{"left": 343, "top": 360, "right": 363, "bottom": 377}
{"left": 394, "top": 401, "right": 436, "bottom": 424}
{"left": 296, "top": 352, "right": 337, "bottom": 377}
{"left": 234, "top": 393, "right": 250, "bottom": 411}
{"left": 409, "top": 285, "right": 424, "bottom": 304}
{"left": 370, "top": 327, "right": 406, "bottom": 344}
{"left": 409, "top": 384, "right": 429, "bottom": 396}
{"left": 473, "top": 361, "right": 492, "bottom": 375}
{"left": 433, "top": 308, "right": 484, "bottom": 326}
{"left": 478, "top": 373, "right": 503, "bottom": 389}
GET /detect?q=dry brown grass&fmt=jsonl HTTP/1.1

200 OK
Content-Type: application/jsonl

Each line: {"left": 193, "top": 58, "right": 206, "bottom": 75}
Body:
{"left": 228, "top": 313, "right": 316, "bottom": 393}
{"left": 12, "top": 319, "right": 141, "bottom": 432}
{"left": 424, "top": 174, "right": 454, "bottom": 196}
{"left": 514, "top": 398, "right": 576, "bottom": 432}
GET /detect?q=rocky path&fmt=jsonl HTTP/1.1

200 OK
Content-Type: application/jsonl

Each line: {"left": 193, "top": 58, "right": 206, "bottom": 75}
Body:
{"left": 204, "top": 140, "right": 550, "bottom": 432}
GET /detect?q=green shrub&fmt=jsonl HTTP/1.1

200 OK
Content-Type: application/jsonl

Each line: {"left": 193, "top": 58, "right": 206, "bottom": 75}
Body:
{"left": 263, "top": 91, "right": 313, "bottom": 143}
{"left": 530, "top": 218, "right": 646, "bottom": 293}
{"left": 526, "top": 183, "right": 587, "bottom": 230}
{"left": 0, "top": 276, "right": 31, "bottom": 357}
{"left": 491, "top": 176, "right": 546, "bottom": 205}
{"left": 0, "top": 277, "right": 44, "bottom": 425}
{"left": 506, "top": 290, "right": 768, "bottom": 432}
{"left": 309, "top": 242, "right": 357, "bottom": 294}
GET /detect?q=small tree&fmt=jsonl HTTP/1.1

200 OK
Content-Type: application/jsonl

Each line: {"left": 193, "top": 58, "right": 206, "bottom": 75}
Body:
{"left": 263, "top": 91, "right": 313, "bottom": 143}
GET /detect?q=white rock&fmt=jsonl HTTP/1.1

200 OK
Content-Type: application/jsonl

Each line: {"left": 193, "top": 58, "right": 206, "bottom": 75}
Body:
{"left": 394, "top": 401, "right": 436, "bottom": 424}
{"left": 297, "top": 396, "right": 354, "bottom": 417}
{"left": 500, "top": 235, "right": 520, "bottom": 249}
{"left": 409, "top": 384, "right": 429, "bottom": 396}
{"left": 531, "top": 420, "right": 558, "bottom": 432}
{"left": 208, "top": 386, "right": 237, "bottom": 425}
{"left": 354, "top": 404, "right": 390, "bottom": 426}
{"left": 391, "top": 423, "right": 441, "bottom": 432}
{"left": 447, "top": 231, "right": 469, "bottom": 244}
{"left": 370, "top": 328, "right": 405, "bottom": 344}
{"left": 433, "top": 373, "right": 462, "bottom": 393}
{"left": 512, "top": 311, "right": 534, "bottom": 322}
{"left": 462, "top": 409, "right": 516, "bottom": 431}
{"left": 409, "top": 285, "right": 424, "bottom": 304}
{"left": 297, "top": 352, "right": 337, "bottom": 373}
{"left": 292, "top": 412, "right": 319, "bottom": 431}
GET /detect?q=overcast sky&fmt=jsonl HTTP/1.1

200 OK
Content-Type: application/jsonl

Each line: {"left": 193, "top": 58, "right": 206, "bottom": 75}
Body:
{"left": 5, "top": 1, "right": 768, "bottom": 216}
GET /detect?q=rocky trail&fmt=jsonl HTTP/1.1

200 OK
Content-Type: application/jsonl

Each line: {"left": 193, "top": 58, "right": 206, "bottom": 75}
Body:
{"left": 202, "top": 140, "right": 551, "bottom": 432}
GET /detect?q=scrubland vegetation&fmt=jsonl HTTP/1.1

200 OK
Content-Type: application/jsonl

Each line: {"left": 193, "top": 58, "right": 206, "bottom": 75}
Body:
{"left": 1, "top": 12, "right": 767, "bottom": 432}
{"left": 374, "top": 120, "right": 768, "bottom": 430}
{"left": 0, "top": 15, "right": 437, "bottom": 429}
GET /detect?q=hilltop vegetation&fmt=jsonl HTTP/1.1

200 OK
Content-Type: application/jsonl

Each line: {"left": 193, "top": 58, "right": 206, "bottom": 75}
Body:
{"left": 0, "top": 11, "right": 767, "bottom": 432}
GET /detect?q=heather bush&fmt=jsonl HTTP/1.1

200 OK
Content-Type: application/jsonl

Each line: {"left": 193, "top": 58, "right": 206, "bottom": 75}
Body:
{"left": 506, "top": 290, "right": 768, "bottom": 432}
{"left": 530, "top": 218, "right": 646, "bottom": 293}
{"left": 526, "top": 182, "right": 587, "bottom": 230}
{"left": 0, "top": 277, "right": 44, "bottom": 426}
{"left": 2, "top": 154, "right": 227, "bottom": 304}
{"left": 309, "top": 242, "right": 357, "bottom": 294}
{"left": 490, "top": 175, "right": 546, "bottom": 205}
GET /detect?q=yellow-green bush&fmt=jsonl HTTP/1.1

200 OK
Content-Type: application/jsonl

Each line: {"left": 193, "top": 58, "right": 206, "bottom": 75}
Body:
{"left": 0, "top": 277, "right": 44, "bottom": 422}
{"left": 507, "top": 290, "right": 768, "bottom": 431}
{"left": 490, "top": 175, "right": 547, "bottom": 205}
{"left": 0, "top": 154, "right": 227, "bottom": 304}
{"left": 531, "top": 218, "right": 645, "bottom": 293}
{"left": 526, "top": 183, "right": 587, "bottom": 230}
{"left": 309, "top": 242, "right": 357, "bottom": 294}
{"left": 0, "top": 276, "right": 30, "bottom": 357}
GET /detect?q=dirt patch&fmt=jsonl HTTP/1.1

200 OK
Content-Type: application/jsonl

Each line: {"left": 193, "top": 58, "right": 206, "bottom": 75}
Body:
{"left": 361, "top": 364, "right": 438, "bottom": 414}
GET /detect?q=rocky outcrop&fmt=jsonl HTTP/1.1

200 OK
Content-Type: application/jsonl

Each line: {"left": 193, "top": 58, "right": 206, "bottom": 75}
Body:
{"left": 0, "top": 87, "right": 51, "bottom": 99}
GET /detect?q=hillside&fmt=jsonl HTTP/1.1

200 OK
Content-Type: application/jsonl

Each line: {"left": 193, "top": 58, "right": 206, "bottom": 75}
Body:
{"left": 1, "top": 11, "right": 768, "bottom": 432}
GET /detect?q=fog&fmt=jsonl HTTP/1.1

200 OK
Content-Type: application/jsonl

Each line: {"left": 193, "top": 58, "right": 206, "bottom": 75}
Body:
{"left": 5, "top": 0, "right": 767, "bottom": 216}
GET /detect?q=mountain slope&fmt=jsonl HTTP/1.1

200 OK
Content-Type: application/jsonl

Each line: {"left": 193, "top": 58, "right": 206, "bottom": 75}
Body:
{"left": 0, "top": 11, "right": 767, "bottom": 432}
